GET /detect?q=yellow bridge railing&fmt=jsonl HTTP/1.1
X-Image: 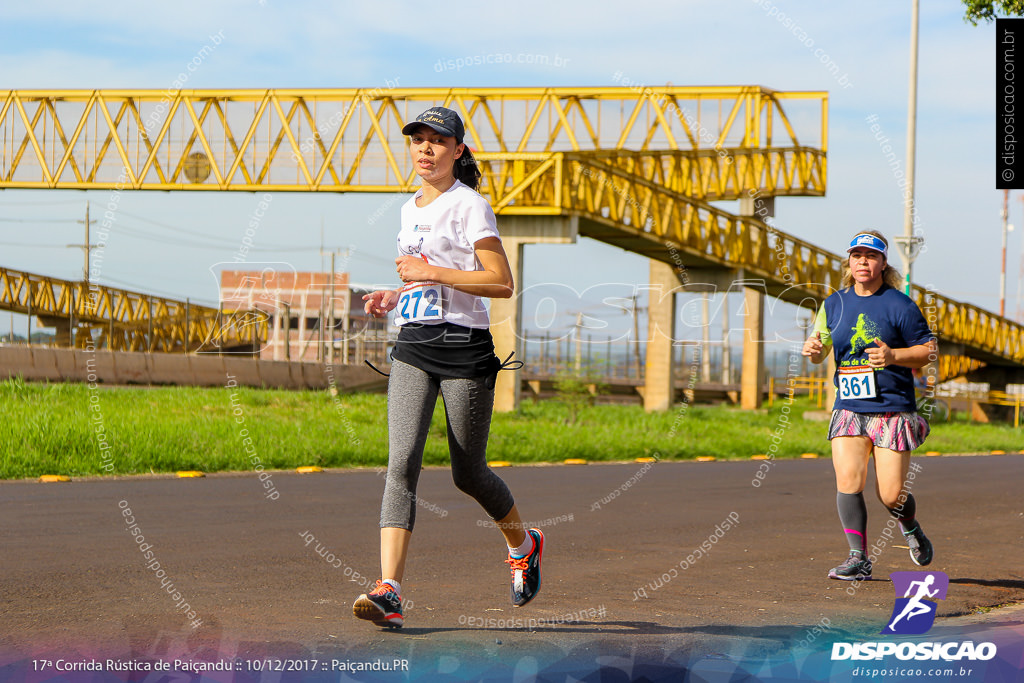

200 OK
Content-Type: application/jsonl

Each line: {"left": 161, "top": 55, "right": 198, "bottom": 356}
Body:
{"left": 0, "top": 87, "right": 825, "bottom": 191}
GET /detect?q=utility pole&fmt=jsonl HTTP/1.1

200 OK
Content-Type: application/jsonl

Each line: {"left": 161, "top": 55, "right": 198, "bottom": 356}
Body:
{"left": 328, "top": 250, "right": 336, "bottom": 365}
{"left": 319, "top": 246, "right": 351, "bottom": 365}
{"left": 798, "top": 316, "right": 811, "bottom": 377}
{"left": 721, "top": 292, "right": 731, "bottom": 384}
{"left": 69, "top": 201, "right": 97, "bottom": 286}
{"left": 341, "top": 252, "right": 352, "bottom": 365}
{"left": 61, "top": 202, "right": 97, "bottom": 348}
{"left": 701, "top": 295, "right": 711, "bottom": 382}
{"left": 631, "top": 294, "right": 642, "bottom": 379}
{"left": 283, "top": 302, "right": 291, "bottom": 361}
{"left": 574, "top": 311, "right": 583, "bottom": 373}
{"left": 894, "top": 0, "right": 924, "bottom": 294}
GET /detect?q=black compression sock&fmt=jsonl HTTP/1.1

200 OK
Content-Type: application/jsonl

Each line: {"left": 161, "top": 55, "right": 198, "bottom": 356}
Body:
{"left": 887, "top": 493, "right": 918, "bottom": 535}
{"left": 837, "top": 491, "right": 868, "bottom": 556}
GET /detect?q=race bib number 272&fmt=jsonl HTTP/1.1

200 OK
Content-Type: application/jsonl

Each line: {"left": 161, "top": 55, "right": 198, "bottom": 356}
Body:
{"left": 395, "top": 282, "right": 444, "bottom": 324}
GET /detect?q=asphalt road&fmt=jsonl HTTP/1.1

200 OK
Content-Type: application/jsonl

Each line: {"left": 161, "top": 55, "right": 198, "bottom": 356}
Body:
{"left": 1, "top": 455, "right": 1022, "bottom": 679}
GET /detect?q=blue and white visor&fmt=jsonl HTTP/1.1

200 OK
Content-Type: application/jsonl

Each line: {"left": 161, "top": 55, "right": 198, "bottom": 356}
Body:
{"left": 847, "top": 233, "right": 887, "bottom": 257}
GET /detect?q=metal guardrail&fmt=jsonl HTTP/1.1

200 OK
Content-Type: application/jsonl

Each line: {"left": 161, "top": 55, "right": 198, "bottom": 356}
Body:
{"left": 768, "top": 375, "right": 827, "bottom": 408}
{"left": 934, "top": 387, "right": 1024, "bottom": 427}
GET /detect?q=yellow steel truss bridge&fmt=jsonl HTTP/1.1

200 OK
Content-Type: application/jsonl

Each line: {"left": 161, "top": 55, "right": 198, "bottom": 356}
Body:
{"left": 0, "top": 87, "right": 1019, "bottom": 379}
{"left": 0, "top": 265, "right": 266, "bottom": 352}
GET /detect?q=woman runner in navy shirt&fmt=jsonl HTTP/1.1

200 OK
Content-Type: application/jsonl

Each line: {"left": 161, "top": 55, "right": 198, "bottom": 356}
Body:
{"left": 803, "top": 230, "right": 936, "bottom": 580}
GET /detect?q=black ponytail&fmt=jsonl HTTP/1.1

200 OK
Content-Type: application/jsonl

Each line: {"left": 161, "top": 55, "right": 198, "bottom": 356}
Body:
{"left": 454, "top": 145, "right": 482, "bottom": 191}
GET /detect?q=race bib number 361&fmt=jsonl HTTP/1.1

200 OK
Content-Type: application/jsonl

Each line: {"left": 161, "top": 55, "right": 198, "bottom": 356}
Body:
{"left": 395, "top": 282, "right": 444, "bottom": 324}
{"left": 838, "top": 366, "right": 877, "bottom": 400}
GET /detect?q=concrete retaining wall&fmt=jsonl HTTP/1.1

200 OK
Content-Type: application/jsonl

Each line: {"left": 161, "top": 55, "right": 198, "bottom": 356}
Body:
{"left": 0, "top": 345, "right": 386, "bottom": 392}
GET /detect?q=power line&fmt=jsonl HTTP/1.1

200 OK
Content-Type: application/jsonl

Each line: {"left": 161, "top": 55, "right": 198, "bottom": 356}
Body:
{"left": 114, "top": 223, "right": 241, "bottom": 249}
{"left": 118, "top": 210, "right": 246, "bottom": 244}
{"left": 98, "top": 275, "right": 218, "bottom": 306}
{"left": 0, "top": 241, "right": 64, "bottom": 248}
{"left": 119, "top": 210, "right": 326, "bottom": 251}
{"left": 0, "top": 199, "right": 83, "bottom": 206}
{"left": 0, "top": 217, "right": 78, "bottom": 223}
{"left": 3, "top": 208, "right": 393, "bottom": 262}
{"left": 117, "top": 210, "right": 372, "bottom": 253}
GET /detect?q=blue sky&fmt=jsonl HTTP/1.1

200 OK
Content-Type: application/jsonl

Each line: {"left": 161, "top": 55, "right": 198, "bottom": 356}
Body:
{"left": 0, "top": 0, "right": 1017, "bottom": 349}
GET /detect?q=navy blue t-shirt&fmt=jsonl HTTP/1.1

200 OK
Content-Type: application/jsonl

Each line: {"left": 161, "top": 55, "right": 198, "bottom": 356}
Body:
{"left": 814, "top": 284, "right": 933, "bottom": 413}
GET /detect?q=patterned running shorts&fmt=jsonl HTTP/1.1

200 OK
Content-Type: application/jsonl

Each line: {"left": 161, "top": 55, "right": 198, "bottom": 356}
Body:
{"left": 827, "top": 409, "right": 930, "bottom": 452}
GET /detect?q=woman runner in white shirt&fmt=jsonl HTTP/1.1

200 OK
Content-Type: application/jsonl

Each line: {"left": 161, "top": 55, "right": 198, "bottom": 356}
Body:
{"left": 353, "top": 107, "right": 543, "bottom": 628}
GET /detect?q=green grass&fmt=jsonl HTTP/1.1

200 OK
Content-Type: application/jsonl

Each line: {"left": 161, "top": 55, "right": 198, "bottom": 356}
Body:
{"left": 0, "top": 378, "right": 1019, "bottom": 480}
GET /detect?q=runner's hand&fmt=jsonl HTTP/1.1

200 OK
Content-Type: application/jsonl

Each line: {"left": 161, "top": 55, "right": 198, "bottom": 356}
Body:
{"left": 395, "top": 255, "right": 434, "bottom": 283}
{"left": 363, "top": 290, "right": 399, "bottom": 317}
{"left": 802, "top": 331, "right": 824, "bottom": 360}
{"left": 866, "top": 338, "right": 894, "bottom": 368}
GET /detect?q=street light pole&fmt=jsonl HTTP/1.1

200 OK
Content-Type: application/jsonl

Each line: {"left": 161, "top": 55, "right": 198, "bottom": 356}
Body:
{"left": 1018, "top": 196, "right": 1024, "bottom": 322}
{"left": 1001, "top": 189, "right": 1010, "bottom": 317}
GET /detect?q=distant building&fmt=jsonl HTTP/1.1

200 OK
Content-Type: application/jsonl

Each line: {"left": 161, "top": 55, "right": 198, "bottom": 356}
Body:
{"left": 219, "top": 270, "right": 389, "bottom": 364}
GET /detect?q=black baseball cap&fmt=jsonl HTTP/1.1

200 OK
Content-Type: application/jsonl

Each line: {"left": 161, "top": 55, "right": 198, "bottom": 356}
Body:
{"left": 402, "top": 106, "right": 465, "bottom": 143}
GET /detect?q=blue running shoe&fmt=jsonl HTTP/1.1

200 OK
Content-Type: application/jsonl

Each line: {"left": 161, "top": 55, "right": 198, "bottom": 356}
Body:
{"left": 506, "top": 528, "right": 544, "bottom": 607}
{"left": 353, "top": 580, "right": 404, "bottom": 628}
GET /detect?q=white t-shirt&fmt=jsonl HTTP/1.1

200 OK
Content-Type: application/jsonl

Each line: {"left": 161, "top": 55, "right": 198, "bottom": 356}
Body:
{"left": 395, "top": 180, "right": 500, "bottom": 329}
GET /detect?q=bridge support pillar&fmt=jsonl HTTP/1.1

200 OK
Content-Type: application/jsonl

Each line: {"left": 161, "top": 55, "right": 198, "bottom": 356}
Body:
{"left": 740, "top": 286, "right": 765, "bottom": 410}
{"left": 738, "top": 195, "right": 774, "bottom": 410}
{"left": 491, "top": 215, "right": 578, "bottom": 413}
{"left": 39, "top": 315, "right": 72, "bottom": 347}
{"left": 643, "top": 260, "right": 682, "bottom": 412}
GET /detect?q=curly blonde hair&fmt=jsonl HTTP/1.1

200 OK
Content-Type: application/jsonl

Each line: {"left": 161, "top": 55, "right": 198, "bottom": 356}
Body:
{"left": 841, "top": 230, "right": 904, "bottom": 290}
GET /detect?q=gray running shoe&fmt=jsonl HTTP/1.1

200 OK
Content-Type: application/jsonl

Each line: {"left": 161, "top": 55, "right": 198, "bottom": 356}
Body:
{"left": 904, "top": 525, "right": 934, "bottom": 567}
{"left": 828, "top": 553, "right": 872, "bottom": 581}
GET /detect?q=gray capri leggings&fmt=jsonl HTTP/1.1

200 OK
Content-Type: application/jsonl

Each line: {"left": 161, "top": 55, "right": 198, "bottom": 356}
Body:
{"left": 380, "top": 359, "right": 515, "bottom": 530}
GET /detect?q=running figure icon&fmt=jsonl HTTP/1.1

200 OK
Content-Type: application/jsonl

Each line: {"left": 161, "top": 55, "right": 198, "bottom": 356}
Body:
{"left": 882, "top": 570, "right": 948, "bottom": 635}
{"left": 888, "top": 574, "right": 939, "bottom": 631}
